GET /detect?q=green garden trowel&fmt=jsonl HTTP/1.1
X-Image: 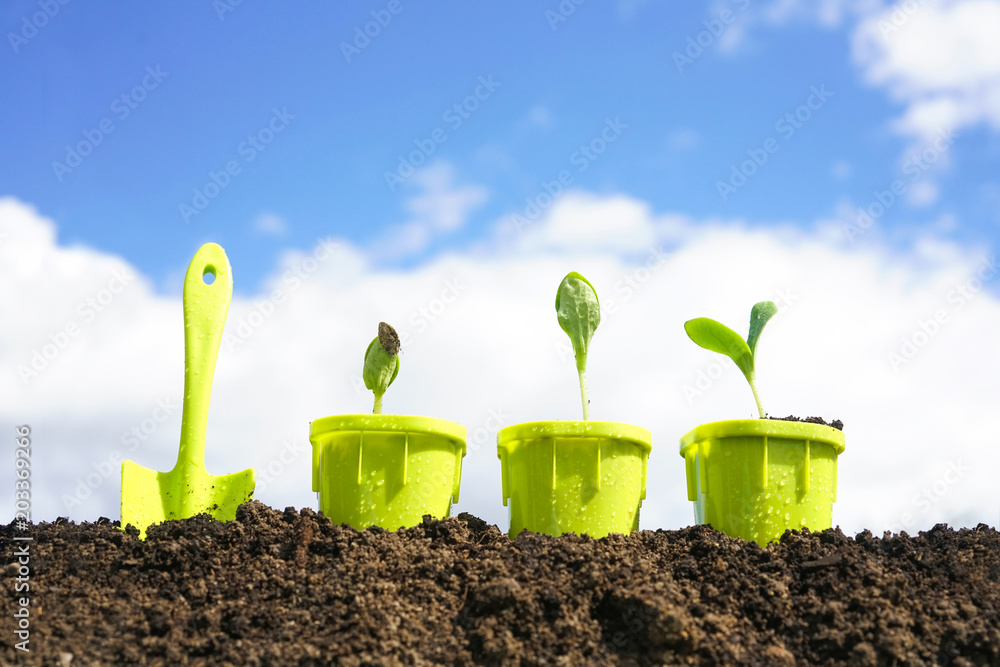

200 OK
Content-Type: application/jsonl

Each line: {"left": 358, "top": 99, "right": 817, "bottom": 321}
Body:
{"left": 121, "top": 243, "right": 255, "bottom": 538}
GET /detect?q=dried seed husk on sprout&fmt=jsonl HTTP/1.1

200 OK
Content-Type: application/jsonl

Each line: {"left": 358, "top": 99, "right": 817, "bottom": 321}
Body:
{"left": 363, "top": 322, "right": 400, "bottom": 414}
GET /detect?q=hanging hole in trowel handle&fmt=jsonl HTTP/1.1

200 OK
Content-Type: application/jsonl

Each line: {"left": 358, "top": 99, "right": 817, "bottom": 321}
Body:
{"left": 202, "top": 265, "right": 217, "bottom": 285}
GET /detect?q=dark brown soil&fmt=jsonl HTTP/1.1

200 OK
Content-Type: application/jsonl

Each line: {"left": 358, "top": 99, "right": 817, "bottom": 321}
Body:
{"left": 3, "top": 503, "right": 999, "bottom": 666}
{"left": 769, "top": 415, "right": 845, "bottom": 431}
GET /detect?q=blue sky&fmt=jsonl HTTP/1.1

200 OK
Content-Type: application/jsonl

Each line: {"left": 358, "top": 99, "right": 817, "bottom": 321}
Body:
{"left": 4, "top": 1, "right": 997, "bottom": 293}
{"left": 5, "top": 1, "right": 1000, "bottom": 532}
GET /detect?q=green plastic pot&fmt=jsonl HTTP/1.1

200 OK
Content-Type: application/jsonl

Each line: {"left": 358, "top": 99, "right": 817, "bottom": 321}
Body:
{"left": 497, "top": 421, "right": 652, "bottom": 538}
{"left": 679, "top": 419, "right": 845, "bottom": 546}
{"left": 310, "top": 414, "right": 466, "bottom": 530}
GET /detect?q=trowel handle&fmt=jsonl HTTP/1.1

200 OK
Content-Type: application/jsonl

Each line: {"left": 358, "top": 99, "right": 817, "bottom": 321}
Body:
{"left": 177, "top": 243, "right": 232, "bottom": 470}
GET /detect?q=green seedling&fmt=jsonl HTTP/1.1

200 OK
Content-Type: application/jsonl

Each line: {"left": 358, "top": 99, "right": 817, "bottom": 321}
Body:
{"left": 684, "top": 301, "right": 778, "bottom": 419}
{"left": 363, "top": 322, "right": 400, "bottom": 414}
{"left": 556, "top": 272, "right": 601, "bottom": 420}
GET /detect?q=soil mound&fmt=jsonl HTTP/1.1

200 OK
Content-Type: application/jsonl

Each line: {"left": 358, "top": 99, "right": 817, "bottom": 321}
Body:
{"left": 3, "top": 502, "right": 999, "bottom": 665}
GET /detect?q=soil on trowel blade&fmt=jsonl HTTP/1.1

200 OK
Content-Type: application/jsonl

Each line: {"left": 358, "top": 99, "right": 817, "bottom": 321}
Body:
{"left": 2, "top": 502, "right": 999, "bottom": 665}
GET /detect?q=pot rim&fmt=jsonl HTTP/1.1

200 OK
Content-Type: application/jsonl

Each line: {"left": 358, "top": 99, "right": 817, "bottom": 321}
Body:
{"left": 497, "top": 420, "right": 651, "bottom": 453}
{"left": 310, "top": 414, "right": 467, "bottom": 449}
{"left": 679, "top": 418, "right": 845, "bottom": 457}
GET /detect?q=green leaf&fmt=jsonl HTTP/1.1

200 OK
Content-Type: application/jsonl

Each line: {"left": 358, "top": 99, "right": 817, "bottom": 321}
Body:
{"left": 747, "top": 301, "right": 778, "bottom": 360}
{"left": 363, "top": 335, "right": 398, "bottom": 395}
{"left": 555, "top": 272, "right": 601, "bottom": 372}
{"left": 684, "top": 318, "right": 754, "bottom": 378}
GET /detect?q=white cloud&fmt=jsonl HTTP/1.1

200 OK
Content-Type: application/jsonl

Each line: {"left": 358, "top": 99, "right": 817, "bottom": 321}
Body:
{"left": 762, "top": 0, "right": 883, "bottom": 27}
{"left": 617, "top": 0, "right": 652, "bottom": 20}
{"left": 511, "top": 191, "right": 666, "bottom": 254}
{"left": 757, "top": 0, "right": 1000, "bottom": 149}
{"left": 716, "top": 20, "right": 749, "bottom": 54}
{"left": 831, "top": 159, "right": 852, "bottom": 180}
{"left": 527, "top": 105, "right": 552, "bottom": 128}
{"left": 907, "top": 179, "right": 939, "bottom": 207}
{"left": 666, "top": 127, "right": 701, "bottom": 152}
{"left": 253, "top": 213, "right": 288, "bottom": 237}
{"left": 3, "top": 195, "right": 1000, "bottom": 538}
{"left": 853, "top": 0, "right": 1000, "bottom": 141}
{"left": 404, "top": 162, "right": 488, "bottom": 232}
{"left": 755, "top": 0, "right": 1000, "bottom": 209}
{"left": 473, "top": 143, "right": 516, "bottom": 171}
{"left": 375, "top": 161, "right": 489, "bottom": 258}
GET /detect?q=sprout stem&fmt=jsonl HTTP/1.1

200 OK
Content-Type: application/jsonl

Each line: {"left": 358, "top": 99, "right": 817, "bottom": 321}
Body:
{"left": 373, "top": 393, "right": 384, "bottom": 415}
{"left": 578, "top": 368, "right": 590, "bottom": 420}
{"left": 748, "top": 375, "right": 766, "bottom": 419}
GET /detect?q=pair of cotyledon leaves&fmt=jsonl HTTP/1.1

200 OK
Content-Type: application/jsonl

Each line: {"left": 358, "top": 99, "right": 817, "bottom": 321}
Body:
{"left": 684, "top": 301, "right": 778, "bottom": 385}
